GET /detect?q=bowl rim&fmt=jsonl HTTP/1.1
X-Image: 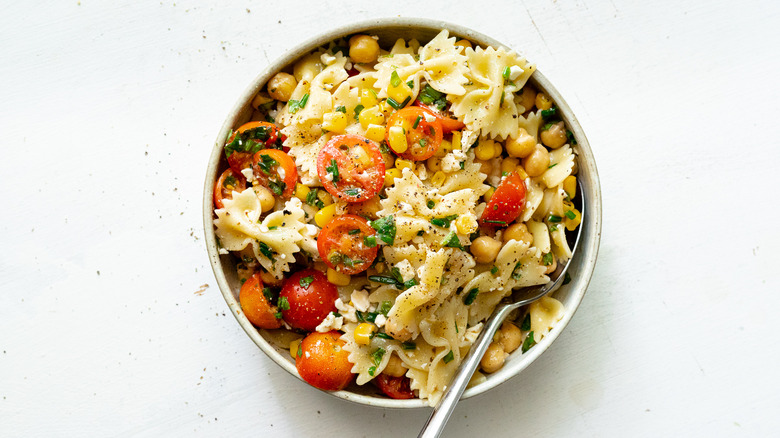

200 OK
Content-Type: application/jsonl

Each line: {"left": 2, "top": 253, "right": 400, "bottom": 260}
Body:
{"left": 203, "top": 17, "right": 602, "bottom": 409}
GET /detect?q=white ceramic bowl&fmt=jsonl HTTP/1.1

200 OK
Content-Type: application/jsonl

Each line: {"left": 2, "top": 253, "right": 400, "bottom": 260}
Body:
{"left": 203, "top": 18, "right": 602, "bottom": 408}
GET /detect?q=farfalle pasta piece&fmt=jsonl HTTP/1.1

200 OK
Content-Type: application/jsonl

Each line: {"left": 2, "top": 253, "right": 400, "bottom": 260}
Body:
{"left": 541, "top": 145, "right": 575, "bottom": 188}
{"left": 528, "top": 296, "right": 564, "bottom": 341}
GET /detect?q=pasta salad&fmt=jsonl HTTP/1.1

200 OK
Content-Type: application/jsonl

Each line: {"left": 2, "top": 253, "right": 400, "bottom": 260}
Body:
{"left": 213, "top": 30, "right": 582, "bottom": 405}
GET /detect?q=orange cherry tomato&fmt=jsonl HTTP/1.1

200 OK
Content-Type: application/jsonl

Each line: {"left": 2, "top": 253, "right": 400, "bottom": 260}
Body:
{"left": 225, "top": 121, "right": 281, "bottom": 173}
{"left": 385, "top": 107, "right": 443, "bottom": 161}
{"left": 414, "top": 101, "right": 465, "bottom": 133}
{"left": 279, "top": 269, "right": 338, "bottom": 331}
{"left": 316, "top": 135, "right": 385, "bottom": 203}
{"left": 374, "top": 374, "right": 415, "bottom": 399}
{"left": 239, "top": 272, "right": 281, "bottom": 329}
{"left": 251, "top": 149, "right": 298, "bottom": 198}
{"left": 479, "top": 171, "right": 527, "bottom": 227}
{"left": 295, "top": 331, "right": 354, "bottom": 391}
{"left": 213, "top": 168, "right": 247, "bottom": 209}
{"left": 317, "top": 214, "right": 378, "bottom": 275}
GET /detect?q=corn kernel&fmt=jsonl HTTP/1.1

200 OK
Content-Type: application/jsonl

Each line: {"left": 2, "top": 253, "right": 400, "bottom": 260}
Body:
{"left": 359, "top": 125, "right": 383, "bottom": 144}
{"left": 378, "top": 100, "right": 394, "bottom": 117}
{"left": 388, "top": 126, "right": 408, "bottom": 154}
{"left": 535, "top": 93, "right": 553, "bottom": 110}
{"left": 317, "top": 189, "right": 333, "bottom": 206}
{"left": 385, "top": 168, "right": 402, "bottom": 186}
{"left": 360, "top": 88, "right": 379, "bottom": 107}
{"left": 455, "top": 215, "right": 478, "bottom": 235}
{"left": 358, "top": 105, "right": 384, "bottom": 128}
{"left": 387, "top": 83, "right": 412, "bottom": 105}
{"left": 327, "top": 267, "right": 351, "bottom": 286}
{"left": 395, "top": 158, "right": 414, "bottom": 171}
{"left": 315, "top": 204, "right": 337, "bottom": 227}
{"left": 322, "top": 111, "right": 347, "bottom": 133}
{"left": 294, "top": 183, "right": 311, "bottom": 201}
{"left": 563, "top": 175, "right": 577, "bottom": 199}
{"left": 484, "top": 187, "right": 495, "bottom": 201}
{"left": 501, "top": 158, "right": 520, "bottom": 175}
{"left": 564, "top": 208, "right": 582, "bottom": 231}
{"left": 475, "top": 139, "right": 496, "bottom": 161}
{"left": 451, "top": 131, "right": 462, "bottom": 150}
{"left": 515, "top": 166, "right": 528, "bottom": 179}
{"left": 289, "top": 338, "right": 302, "bottom": 359}
{"left": 431, "top": 171, "right": 446, "bottom": 187}
{"left": 354, "top": 322, "right": 376, "bottom": 345}
{"left": 351, "top": 144, "right": 372, "bottom": 167}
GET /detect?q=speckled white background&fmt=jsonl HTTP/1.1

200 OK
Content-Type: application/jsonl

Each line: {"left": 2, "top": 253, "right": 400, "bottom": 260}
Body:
{"left": 2, "top": 1, "right": 779, "bottom": 436}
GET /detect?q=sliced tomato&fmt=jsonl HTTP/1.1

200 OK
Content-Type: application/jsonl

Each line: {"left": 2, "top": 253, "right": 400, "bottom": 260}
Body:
{"left": 239, "top": 272, "right": 282, "bottom": 329}
{"left": 480, "top": 171, "right": 527, "bottom": 227}
{"left": 213, "top": 168, "right": 247, "bottom": 209}
{"left": 295, "top": 331, "right": 354, "bottom": 391}
{"left": 225, "top": 121, "right": 281, "bottom": 173}
{"left": 374, "top": 374, "right": 415, "bottom": 399}
{"left": 385, "top": 107, "right": 443, "bottom": 161}
{"left": 317, "top": 214, "right": 378, "bottom": 275}
{"left": 414, "top": 101, "right": 465, "bottom": 133}
{"left": 279, "top": 269, "right": 338, "bottom": 331}
{"left": 251, "top": 149, "right": 297, "bottom": 198}
{"left": 316, "top": 135, "right": 385, "bottom": 203}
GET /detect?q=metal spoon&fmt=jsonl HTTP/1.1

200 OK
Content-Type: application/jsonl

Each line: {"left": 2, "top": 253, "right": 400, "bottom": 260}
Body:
{"left": 418, "top": 181, "right": 585, "bottom": 438}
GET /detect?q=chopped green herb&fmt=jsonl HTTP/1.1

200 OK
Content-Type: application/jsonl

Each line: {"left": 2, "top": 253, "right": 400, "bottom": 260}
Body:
{"left": 386, "top": 97, "right": 401, "bottom": 110}
{"left": 368, "top": 366, "right": 377, "bottom": 376}
{"left": 267, "top": 225, "right": 278, "bottom": 230}
{"left": 296, "top": 342, "right": 303, "bottom": 357}
{"left": 483, "top": 220, "right": 507, "bottom": 226}
{"left": 406, "top": 79, "right": 414, "bottom": 89}
{"left": 390, "top": 70, "right": 401, "bottom": 87}
{"left": 455, "top": 320, "right": 459, "bottom": 333}
{"left": 418, "top": 84, "right": 447, "bottom": 111}
{"left": 548, "top": 163, "right": 558, "bottom": 169}
{"left": 441, "top": 231, "right": 463, "bottom": 249}
{"left": 426, "top": 200, "right": 435, "bottom": 209}
{"left": 223, "top": 175, "right": 237, "bottom": 188}
{"left": 511, "top": 262, "right": 523, "bottom": 280}
{"left": 463, "top": 288, "right": 479, "bottom": 305}
{"left": 363, "top": 235, "right": 377, "bottom": 247}
{"left": 402, "top": 278, "right": 418, "bottom": 290}
{"left": 566, "top": 130, "right": 577, "bottom": 145}
{"left": 490, "top": 266, "right": 499, "bottom": 275}
{"left": 265, "top": 114, "right": 275, "bottom": 123}
{"left": 563, "top": 272, "right": 572, "bottom": 285}
{"left": 418, "top": 138, "right": 428, "bottom": 147}
{"left": 521, "top": 331, "right": 536, "bottom": 353}
{"left": 413, "top": 115, "right": 422, "bottom": 129}
{"left": 377, "top": 300, "right": 392, "bottom": 315}
{"left": 373, "top": 332, "right": 393, "bottom": 340}
{"left": 565, "top": 210, "right": 576, "bottom": 220}
{"left": 277, "top": 296, "right": 290, "bottom": 311}
{"left": 371, "top": 348, "right": 385, "bottom": 365}
{"left": 416, "top": 230, "right": 424, "bottom": 236}
{"left": 288, "top": 93, "right": 309, "bottom": 114}
{"left": 369, "top": 215, "right": 396, "bottom": 245}
{"left": 267, "top": 180, "right": 285, "bottom": 196}
{"left": 257, "top": 242, "right": 275, "bottom": 262}
{"left": 368, "top": 275, "right": 398, "bottom": 285}
{"left": 459, "top": 161, "right": 465, "bottom": 170}
{"left": 443, "top": 350, "right": 455, "bottom": 364}
{"left": 379, "top": 141, "right": 390, "bottom": 154}
{"left": 499, "top": 91, "right": 505, "bottom": 106}
{"left": 401, "top": 341, "right": 417, "bottom": 350}
{"left": 335, "top": 105, "right": 347, "bottom": 113}
{"left": 353, "top": 104, "right": 365, "bottom": 120}
{"left": 502, "top": 66, "right": 511, "bottom": 80}
{"left": 326, "top": 158, "right": 339, "bottom": 182}
{"left": 542, "top": 122, "right": 553, "bottom": 131}
{"left": 542, "top": 253, "right": 554, "bottom": 266}
{"left": 548, "top": 215, "right": 562, "bottom": 223}
{"left": 256, "top": 154, "right": 278, "bottom": 175}
{"left": 549, "top": 224, "right": 558, "bottom": 232}
{"left": 431, "top": 214, "right": 458, "bottom": 228}
{"left": 541, "top": 106, "right": 557, "bottom": 119}
{"left": 520, "top": 313, "right": 531, "bottom": 331}
{"left": 305, "top": 188, "right": 325, "bottom": 208}
{"left": 400, "top": 96, "right": 411, "bottom": 108}
{"left": 262, "top": 287, "right": 276, "bottom": 302}
{"left": 299, "top": 276, "right": 314, "bottom": 289}
{"left": 274, "top": 311, "right": 282, "bottom": 319}
{"left": 343, "top": 187, "right": 360, "bottom": 197}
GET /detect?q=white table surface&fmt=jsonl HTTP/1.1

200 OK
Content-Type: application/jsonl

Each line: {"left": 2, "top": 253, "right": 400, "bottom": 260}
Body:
{"left": 2, "top": 0, "right": 779, "bottom": 436}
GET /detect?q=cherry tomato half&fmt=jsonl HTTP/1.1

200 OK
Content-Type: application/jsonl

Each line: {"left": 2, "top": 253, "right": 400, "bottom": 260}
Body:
{"left": 295, "top": 331, "right": 354, "bottom": 391}
{"left": 280, "top": 269, "right": 338, "bottom": 331}
{"left": 251, "top": 149, "right": 298, "bottom": 198}
{"left": 316, "top": 135, "right": 385, "bottom": 203}
{"left": 480, "top": 171, "right": 527, "bottom": 227}
{"left": 225, "top": 121, "right": 281, "bottom": 173}
{"left": 374, "top": 374, "right": 415, "bottom": 399}
{"left": 239, "top": 272, "right": 282, "bottom": 329}
{"left": 213, "top": 168, "right": 247, "bottom": 209}
{"left": 317, "top": 215, "right": 378, "bottom": 275}
{"left": 385, "top": 107, "right": 443, "bottom": 161}
{"left": 414, "top": 101, "right": 465, "bottom": 134}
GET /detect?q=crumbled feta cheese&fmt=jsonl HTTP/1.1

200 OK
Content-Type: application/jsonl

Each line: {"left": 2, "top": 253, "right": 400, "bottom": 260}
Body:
{"left": 320, "top": 53, "right": 336, "bottom": 65}
{"left": 350, "top": 289, "right": 371, "bottom": 312}
{"left": 374, "top": 314, "right": 387, "bottom": 328}
{"left": 398, "top": 202, "right": 415, "bottom": 215}
{"left": 452, "top": 149, "right": 466, "bottom": 161}
{"left": 395, "top": 260, "right": 415, "bottom": 282}
{"left": 441, "top": 153, "right": 461, "bottom": 173}
{"left": 423, "top": 112, "right": 437, "bottom": 123}
{"left": 315, "top": 312, "right": 344, "bottom": 333}
{"left": 508, "top": 65, "right": 524, "bottom": 81}
{"left": 335, "top": 298, "right": 358, "bottom": 323}
{"left": 464, "top": 323, "right": 483, "bottom": 343}
{"left": 278, "top": 167, "right": 286, "bottom": 180}
{"left": 460, "top": 130, "right": 478, "bottom": 151}
{"left": 323, "top": 171, "right": 334, "bottom": 182}
{"left": 241, "top": 167, "right": 256, "bottom": 183}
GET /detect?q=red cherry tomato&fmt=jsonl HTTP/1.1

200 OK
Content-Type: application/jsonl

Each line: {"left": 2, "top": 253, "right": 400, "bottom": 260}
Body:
{"left": 414, "top": 101, "right": 465, "bottom": 134}
{"left": 295, "top": 331, "right": 354, "bottom": 391}
{"left": 239, "top": 272, "right": 282, "bottom": 329}
{"left": 480, "top": 171, "right": 527, "bottom": 227}
{"left": 280, "top": 269, "right": 338, "bottom": 331}
{"left": 213, "top": 168, "right": 247, "bottom": 209}
{"left": 316, "top": 135, "right": 385, "bottom": 203}
{"left": 385, "top": 107, "right": 443, "bottom": 161}
{"left": 225, "top": 121, "right": 281, "bottom": 173}
{"left": 251, "top": 149, "right": 298, "bottom": 198}
{"left": 317, "top": 215, "right": 378, "bottom": 275}
{"left": 374, "top": 374, "right": 415, "bottom": 399}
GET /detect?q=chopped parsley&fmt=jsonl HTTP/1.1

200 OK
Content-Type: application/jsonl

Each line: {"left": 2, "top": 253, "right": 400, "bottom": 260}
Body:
{"left": 267, "top": 180, "right": 286, "bottom": 196}
{"left": 343, "top": 187, "right": 360, "bottom": 197}
{"left": 566, "top": 130, "right": 577, "bottom": 145}
{"left": 521, "top": 331, "right": 536, "bottom": 353}
{"left": 406, "top": 79, "right": 414, "bottom": 89}
{"left": 256, "top": 154, "right": 278, "bottom": 175}
{"left": 390, "top": 70, "right": 401, "bottom": 87}
{"left": 463, "top": 288, "right": 479, "bottom": 305}
{"left": 377, "top": 300, "right": 392, "bottom": 315}
{"left": 541, "top": 106, "right": 557, "bottom": 119}
{"left": 430, "top": 214, "right": 458, "bottom": 228}
{"left": 287, "top": 93, "right": 309, "bottom": 114}
{"left": 326, "top": 158, "right": 339, "bottom": 182}
{"left": 348, "top": 228, "right": 361, "bottom": 235}
{"left": 368, "top": 348, "right": 386, "bottom": 376}
{"left": 542, "top": 253, "right": 554, "bottom": 266}
{"left": 419, "top": 84, "right": 447, "bottom": 111}
{"left": 299, "top": 276, "right": 314, "bottom": 289}
{"left": 369, "top": 215, "right": 396, "bottom": 245}
{"left": 363, "top": 235, "right": 377, "bottom": 247}
{"left": 490, "top": 266, "right": 499, "bottom": 275}
{"left": 441, "top": 231, "right": 463, "bottom": 249}
{"left": 262, "top": 287, "right": 276, "bottom": 302}
{"left": 511, "top": 262, "right": 523, "bottom": 280}
{"left": 520, "top": 313, "right": 531, "bottom": 331}
{"left": 277, "top": 296, "right": 290, "bottom": 311}
{"left": 257, "top": 242, "right": 275, "bottom": 262}
{"left": 443, "top": 350, "right": 455, "bottom": 364}
{"left": 305, "top": 188, "right": 325, "bottom": 208}
{"left": 224, "top": 132, "right": 263, "bottom": 157}
{"left": 335, "top": 105, "right": 347, "bottom": 113}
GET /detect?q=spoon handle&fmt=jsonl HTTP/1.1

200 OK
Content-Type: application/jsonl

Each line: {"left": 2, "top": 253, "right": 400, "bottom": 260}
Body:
{"left": 417, "top": 303, "right": 515, "bottom": 438}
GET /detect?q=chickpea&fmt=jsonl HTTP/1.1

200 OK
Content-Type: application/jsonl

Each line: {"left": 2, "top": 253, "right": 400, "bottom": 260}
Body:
{"left": 518, "top": 86, "right": 537, "bottom": 112}
{"left": 267, "top": 72, "right": 297, "bottom": 102}
{"left": 535, "top": 92, "right": 553, "bottom": 111}
{"left": 522, "top": 144, "right": 550, "bottom": 177}
{"left": 427, "top": 156, "right": 443, "bottom": 173}
{"left": 480, "top": 342, "right": 505, "bottom": 373}
{"left": 349, "top": 35, "right": 380, "bottom": 64}
{"left": 502, "top": 223, "right": 533, "bottom": 246}
{"left": 470, "top": 236, "right": 502, "bottom": 264}
{"left": 474, "top": 159, "right": 493, "bottom": 175}
{"left": 498, "top": 321, "right": 523, "bottom": 353}
{"left": 384, "top": 354, "right": 408, "bottom": 378}
{"left": 544, "top": 253, "right": 558, "bottom": 274}
{"left": 454, "top": 39, "right": 472, "bottom": 50}
{"left": 540, "top": 121, "right": 567, "bottom": 149}
{"left": 500, "top": 157, "right": 519, "bottom": 175}
{"left": 254, "top": 186, "right": 276, "bottom": 212}
{"left": 506, "top": 128, "right": 536, "bottom": 158}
